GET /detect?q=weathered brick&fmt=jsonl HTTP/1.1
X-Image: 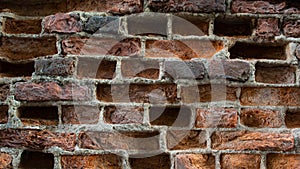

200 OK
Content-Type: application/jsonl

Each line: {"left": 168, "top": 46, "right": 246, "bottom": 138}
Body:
{"left": 78, "top": 131, "right": 160, "bottom": 151}
{"left": 4, "top": 18, "right": 42, "bottom": 34}
{"left": 283, "top": 20, "right": 300, "bottom": 38}
{"left": 148, "top": 0, "right": 226, "bottom": 13}
{"left": 181, "top": 85, "right": 238, "bottom": 103}
{"left": 267, "top": 154, "right": 300, "bottom": 169}
{"left": 61, "top": 154, "right": 122, "bottom": 169}
{"left": 0, "top": 129, "right": 76, "bottom": 151}
{"left": 129, "top": 154, "right": 171, "bottom": 169}
{"left": 167, "top": 130, "right": 206, "bottom": 150}
{"left": 196, "top": 108, "right": 238, "bottom": 128}
{"left": 83, "top": 16, "right": 119, "bottom": 34}
{"left": 44, "top": 13, "right": 82, "bottom": 33}
{"left": 173, "top": 15, "right": 209, "bottom": 36}
{"left": 285, "top": 109, "right": 300, "bottom": 128}
{"left": 146, "top": 40, "right": 223, "bottom": 60}
{"left": 241, "top": 87, "right": 300, "bottom": 106}
{"left": 149, "top": 106, "right": 192, "bottom": 127}
{"left": 62, "top": 105, "right": 99, "bottom": 124}
{"left": 0, "top": 36, "right": 57, "bottom": 61}
{"left": 15, "top": 82, "right": 91, "bottom": 101}
{"left": 0, "top": 60, "right": 34, "bottom": 77}
{"left": 296, "top": 45, "right": 300, "bottom": 60}
{"left": 241, "top": 108, "right": 283, "bottom": 128}
{"left": 97, "top": 84, "right": 177, "bottom": 104}
{"left": 67, "top": 0, "right": 143, "bottom": 15}
{"left": 175, "top": 154, "right": 215, "bottom": 169}
{"left": 0, "top": 84, "right": 9, "bottom": 101}
{"left": 221, "top": 154, "right": 261, "bottom": 169}
{"left": 62, "top": 37, "right": 141, "bottom": 56}
{"left": 0, "top": 152, "right": 12, "bottom": 169}
{"left": 104, "top": 106, "right": 144, "bottom": 124}
{"left": 231, "top": 0, "right": 300, "bottom": 14}
{"left": 214, "top": 16, "right": 253, "bottom": 36}
{"left": 121, "top": 59, "right": 160, "bottom": 79}
{"left": 18, "top": 106, "right": 59, "bottom": 126}
{"left": 164, "top": 60, "right": 205, "bottom": 80}
{"left": 212, "top": 131, "right": 294, "bottom": 151}
{"left": 35, "top": 57, "right": 75, "bottom": 76}
{"left": 0, "top": 105, "right": 8, "bottom": 124}
{"left": 19, "top": 151, "right": 54, "bottom": 169}
{"left": 208, "top": 60, "right": 250, "bottom": 82}
{"left": 255, "top": 63, "right": 296, "bottom": 84}
{"left": 256, "top": 18, "right": 280, "bottom": 41}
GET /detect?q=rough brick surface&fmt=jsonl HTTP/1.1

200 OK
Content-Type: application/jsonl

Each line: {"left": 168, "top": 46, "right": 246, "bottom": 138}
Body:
{"left": 285, "top": 109, "right": 300, "bottom": 128}
{"left": 121, "top": 59, "right": 160, "bottom": 79}
{"left": 283, "top": 20, "right": 300, "bottom": 37}
{"left": 0, "top": 153, "right": 12, "bottom": 169}
{"left": 267, "top": 154, "right": 300, "bottom": 169}
{"left": 256, "top": 18, "right": 280, "bottom": 40}
{"left": 104, "top": 106, "right": 144, "bottom": 124}
{"left": 35, "top": 57, "right": 75, "bottom": 76}
{"left": 0, "top": 84, "right": 9, "bottom": 101}
{"left": 4, "top": 18, "right": 42, "bottom": 34}
{"left": 77, "top": 58, "right": 116, "bottom": 79}
{"left": 84, "top": 16, "right": 119, "bottom": 33}
{"left": 221, "top": 154, "right": 261, "bottom": 169}
{"left": 44, "top": 13, "right": 82, "bottom": 33}
{"left": 175, "top": 154, "right": 215, "bottom": 169}
{"left": 255, "top": 64, "right": 296, "bottom": 84}
{"left": 167, "top": 130, "right": 206, "bottom": 150}
{"left": 0, "top": 106, "right": 8, "bottom": 124}
{"left": 62, "top": 105, "right": 99, "bottom": 124}
{"left": 164, "top": 61, "right": 205, "bottom": 80}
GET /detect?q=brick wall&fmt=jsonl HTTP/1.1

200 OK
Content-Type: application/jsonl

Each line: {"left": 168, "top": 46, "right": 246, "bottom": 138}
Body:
{"left": 0, "top": 0, "right": 300, "bottom": 168}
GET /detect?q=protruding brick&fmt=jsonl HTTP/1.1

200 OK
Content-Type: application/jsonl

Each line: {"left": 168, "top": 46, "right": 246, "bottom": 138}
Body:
{"left": 173, "top": 15, "right": 209, "bottom": 36}
{"left": 283, "top": 20, "right": 300, "bottom": 38}
{"left": 44, "top": 13, "right": 82, "bottom": 33}
{"left": 0, "top": 129, "right": 76, "bottom": 151}
{"left": 61, "top": 154, "right": 122, "bottom": 169}
{"left": 148, "top": 0, "right": 226, "bottom": 13}
{"left": 97, "top": 84, "right": 177, "bottom": 104}
{"left": 0, "top": 84, "right": 9, "bottom": 101}
{"left": 221, "top": 154, "right": 261, "bottom": 169}
{"left": 196, "top": 108, "right": 238, "bottom": 128}
{"left": 83, "top": 16, "right": 119, "bottom": 34}
{"left": 0, "top": 106, "right": 8, "bottom": 124}
{"left": 164, "top": 61, "right": 205, "bottom": 80}
{"left": 0, "top": 60, "right": 34, "bottom": 77}
{"left": 241, "top": 108, "right": 283, "bottom": 128}
{"left": 0, "top": 153, "right": 12, "bottom": 169}
{"left": 267, "top": 154, "right": 300, "bottom": 169}
{"left": 146, "top": 40, "right": 223, "bottom": 60}
{"left": 175, "top": 154, "right": 215, "bottom": 169}
{"left": 35, "top": 57, "right": 75, "bottom": 76}
{"left": 62, "top": 105, "right": 99, "bottom": 124}
{"left": 15, "top": 82, "right": 91, "bottom": 101}
{"left": 4, "top": 18, "right": 42, "bottom": 34}
{"left": 167, "top": 130, "right": 206, "bottom": 150}
{"left": 104, "top": 106, "right": 143, "bottom": 124}
{"left": 256, "top": 18, "right": 280, "bottom": 41}
{"left": 77, "top": 58, "right": 116, "bottom": 79}
{"left": 19, "top": 151, "right": 54, "bottom": 169}
{"left": 214, "top": 16, "right": 253, "bottom": 36}
{"left": 241, "top": 87, "right": 300, "bottom": 106}
{"left": 121, "top": 59, "right": 159, "bottom": 79}
{"left": 78, "top": 131, "right": 160, "bottom": 151}
{"left": 285, "top": 109, "right": 300, "bottom": 128}
{"left": 18, "top": 106, "right": 59, "bottom": 126}
{"left": 212, "top": 131, "right": 294, "bottom": 151}
{"left": 129, "top": 154, "right": 171, "bottom": 169}
{"left": 255, "top": 63, "right": 296, "bottom": 84}
{"left": 62, "top": 37, "right": 141, "bottom": 56}
{"left": 0, "top": 36, "right": 57, "bottom": 61}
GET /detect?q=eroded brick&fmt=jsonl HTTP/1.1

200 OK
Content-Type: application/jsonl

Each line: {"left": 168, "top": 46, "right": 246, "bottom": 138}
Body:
{"left": 4, "top": 18, "right": 42, "bottom": 34}
{"left": 164, "top": 60, "right": 205, "bottom": 80}
{"left": 62, "top": 105, "right": 99, "bottom": 124}
{"left": 44, "top": 13, "right": 82, "bottom": 33}
{"left": 283, "top": 20, "right": 300, "bottom": 38}
{"left": 104, "top": 106, "right": 143, "bottom": 124}
{"left": 0, "top": 84, "right": 9, "bottom": 101}
{"left": 35, "top": 57, "right": 75, "bottom": 76}
{"left": 84, "top": 16, "right": 119, "bottom": 34}
{"left": 167, "top": 130, "right": 206, "bottom": 150}
{"left": 256, "top": 18, "right": 280, "bottom": 41}
{"left": 121, "top": 59, "right": 159, "bottom": 79}
{"left": 285, "top": 109, "right": 300, "bottom": 128}
{"left": 175, "top": 154, "right": 215, "bottom": 169}
{"left": 221, "top": 154, "right": 261, "bottom": 169}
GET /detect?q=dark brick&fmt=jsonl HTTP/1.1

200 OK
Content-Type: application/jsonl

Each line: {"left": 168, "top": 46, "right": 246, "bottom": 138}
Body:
{"left": 44, "top": 13, "right": 82, "bottom": 33}
{"left": 283, "top": 20, "right": 300, "bottom": 38}
{"left": 104, "top": 106, "right": 144, "bottom": 124}
{"left": 173, "top": 15, "right": 209, "bottom": 36}
{"left": 19, "top": 151, "right": 54, "bottom": 169}
{"left": 18, "top": 106, "right": 59, "bottom": 126}
{"left": 121, "top": 59, "right": 160, "bottom": 79}
{"left": 0, "top": 105, "right": 8, "bottom": 124}
{"left": 129, "top": 154, "right": 171, "bottom": 169}
{"left": 62, "top": 105, "right": 99, "bottom": 124}
{"left": 167, "top": 130, "right": 206, "bottom": 150}
{"left": 4, "top": 18, "right": 42, "bottom": 34}
{"left": 35, "top": 57, "right": 75, "bottom": 76}
{"left": 0, "top": 84, "right": 9, "bottom": 101}
{"left": 221, "top": 154, "right": 261, "bottom": 169}
{"left": 214, "top": 16, "right": 253, "bottom": 36}
{"left": 175, "top": 154, "right": 215, "bottom": 169}
{"left": 164, "top": 60, "right": 205, "bottom": 80}
{"left": 83, "top": 16, "right": 119, "bottom": 34}
{"left": 0, "top": 60, "right": 34, "bottom": 77}
{"left": 285, "top": 108, "right": 300, "bottom": 128}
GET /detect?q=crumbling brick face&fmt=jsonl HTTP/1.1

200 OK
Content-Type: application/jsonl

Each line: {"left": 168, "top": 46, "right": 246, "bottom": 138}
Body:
{"left": 0, "top": 0, "right": 300, "bottom": 168}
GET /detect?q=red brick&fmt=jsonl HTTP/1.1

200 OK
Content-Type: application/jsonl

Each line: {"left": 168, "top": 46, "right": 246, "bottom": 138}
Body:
{"left": 175, "top": 154, "right": 215, "bottom": 169}
{"left": 173, "top": 15, "right": 209, "bottom": 36}
{"left": 0, "top": 60, "right": 34, "bottom": 77}
{"left": 0, "top": 152, "right": 12, "bottom": 169}
{"left": 241, "top": 87, "right": 300, "bottom": 106}
{"left": 62, "top": 105, "right": 99, "bottom": 124}
{"left": 67, "top": 0, "right": 143, "bottom": 15}
{"left": 146, "top": 40, "right": 223, "bottom": 60}
{"left": 164, "top": 61, "right": 205, "bottom": 80}
{"left": 148, "top": 0, "right": 226, "bottom": 13}
{"left": 62, "top": 37, "right": 141, "bottom": 56}
{"left": 104, "top": 106, "right": 143, "bottom": 124}
{"left": 19, "top": 151, "right": 54, "bottom": 169}
{"left": 18, "top": 106, "right": 59, "bottom": 126}
{"left": 129, "top": 154, "right": 171, "bottom": 169}
{"left": 196, "top": 108, "right": 238, "bottom": 128}
{"left": 211, "top": 131, "right": 294, "bottom": 151}
{"left": 0, "top": 105, "right": 8, "bottom": 124}
{"left": 0, "top": 129, "right": 76, "bottom": 151}
{"left": 255, "top": 63, "right": 296, "bottom": 84}
{"left": 97, "top": 84, "right": 177, "bottom": 104}
{"left": 285, "top": 109, "right": 300, "bottom": 128}
{"left": 221, "top": 154, "right": 261, "bottom": 169}
{"left": 77, "top": 58, "right": 116, "bottom": 79}
{"left": 283, "top": 20, "right": 300, "bottom": 38}
{"left": 61, "top": 154, "right": 122, "bottom": 169}
{"left": 214, "top": 16, "right": 253, "bottom": 36}
{"left": 0, "top": 84, "right": 9, "bottom": 101}
{"left": 167, "top": 130, "right": 206, "bottom": 150}
{"left": 267, "top": 154, "right": 300, "bottom": 169}
{"left": 0, "top": 36, "right": 57, "bottom": 61}
{"left": 4, "top": 18, "right": 42, "bottom": 34}
{"left": 241, "top": 108, "right": 283, "bottom": 128}
{"left": 256, "top": 18, "right": 280, "bottom": 41}
{"left": 44, "top": 13, "right": 82, "bottom": 33}
{"left": 78, "top": 131, "right": 160, "bottom": 151}
{"left": 121, "top": 59, "right": 160, "bottom": 79}
{"left": 35, "top": 57, "right": 75, "bottom": 76}
{"left": 15, "top": 82, "right": 91, "bottom": 101}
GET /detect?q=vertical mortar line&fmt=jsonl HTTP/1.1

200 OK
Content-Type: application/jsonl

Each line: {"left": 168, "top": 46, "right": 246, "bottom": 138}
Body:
{"left": 73, "top": 56, "right": 79, "bottom": 79}
{"left": 0, "top": 17, "right": 3, "bottom": 32}
{"left": 8, "top": 83, "right": 22, "bottom": 128}
{"left": 169, "top": 151, "right": 175, "bottom": 169}
{"left": 120, "top": 16, "right": 128, "bottom": 37}
{"left": 57, "top": 104, "right": 63, "bottom": 127}
{"left": 12, "top": 149, "right": 22, "bottom": 169}
{"left": 208, "top": 14, "right": 215, "bottom": 36}
{"left": 115, "top": 58, "right": 123, "bottom": 80}
{"left": 226, "top": 0, "right": 233, "bottom": 14}
{"left": 214, "top": 151, "right": 221, "bottom": 169}
{"left": 281, "top": 107, "right": 287, "bottom": 128}
{"left": 167, "top": 14, "right": 173, "bottom": 40}
{"left": 143, "top": 104, "right": 150, "bottom": 125}
{"left": 140, "top": 37, "right": 146, "bottom": 58}
{"left": 206, "top": 129, "right": 213, "bottom": 152}
{"left": 260, "top": 153, "right": 267, "bottom": 169}
{"left": 160, "top": 127, "right": 168, "bottom": 152}
{"left": 98, "top": 105, "right": 105, "bottom": 125}
{"left": 123, "top": 152, "right": 131, "bottom": 169}
{"left": 158, "top": 59, "right": 164, "bottom": 80}
{"left": 56, "top": 35, "right": 63, "bottom": 56}
{"left": 54, "top": 154, "right": 62, "bottom": 169}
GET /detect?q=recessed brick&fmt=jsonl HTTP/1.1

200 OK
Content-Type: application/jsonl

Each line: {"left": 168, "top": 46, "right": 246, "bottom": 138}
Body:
{"left": 62, "top": 105, "right": 99, "bottom": 124}
{"left": 0, "top": 152, "right": 12, "bottom": 169}
{"left": 43, "top": 13, "right": 82, "bottom": 33}
{"left": 241, "top": 108, "right": 283, "bottom": 128}
{"left": 285, "top": 108, "right": 300, "bottom": 128}
{"left": 0, "top": 60, "right": 34, "bottom": 77}
{"left": 104, "top": 106, "right": 144, "bottom": 124}
{"left": 173, "top": 15, "right": 209, "bottom": 36}
{"left": 35, "top": 57, "right": 75, "bottom": 76}
{"left": 0, "top": 105, "right": 8, "bottom": 124}
{"left": 283, "top": 20, "right": 300, "bottom": 38}
{"left": 4, "top": 18, "right": 42, "bottom": 34}
{"left": 196, "top": 108, "right": 238, "bottom": 128}
{"left": 221, "top": 154, "right": 261, "bottom": 169}
{"left": 121, "top": 59, "right": 159, "bottom": 79}
{"left": 19, "top": 151, "right": 54, "bottom": 169}
{"left": 0, "top": 84, "right": 9, "bottom": 101}
{"left": 164, "top": 60, "right": 205, "bottom": 80}
{"left": 18, "top": 106, "right": 59, "bottom": 126}
{"left": 211, "top": 131, "right": 294, "bottom": 151}
{"left": 129, "top": 154, "right": 171, "bottom": 169}
{"left": 267, "top": 154, "right": 300, "bottom": 169}
{"left": 61, "top": 154, "right": 122, "bottom": 169}
{"left": 214, "top": 16, "right": 253, "bottom": 36}
{"left": 83, "top": 16, "right": 119, "bottom": 34}
{"left": 255, "top": 18, "right": 280, "bottom": 41}
{"left": 167, "top": 130, "right": 206, "bottom": 150}
{"left": 175, "top": 154, "right": 215, "bottom": 169}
